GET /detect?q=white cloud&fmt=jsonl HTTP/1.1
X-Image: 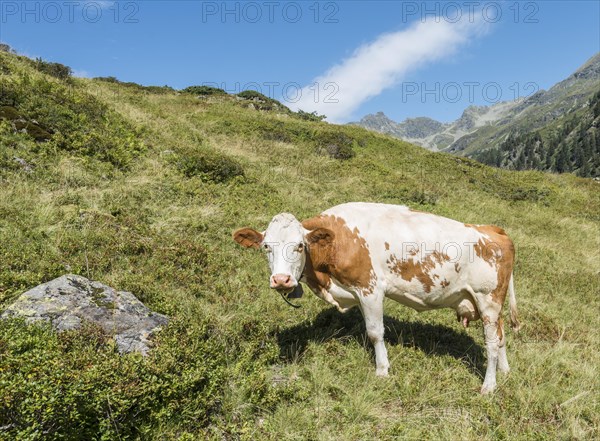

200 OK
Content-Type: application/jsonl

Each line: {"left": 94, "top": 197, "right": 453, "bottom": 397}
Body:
{"left": 289, "top": 17, "right": 488, "bottom": 123}
{"left": 72, "top": 69, "right": 92, "bottom": 78}
{"left": 85, "top": 1, "right": 115, "bottom": 9}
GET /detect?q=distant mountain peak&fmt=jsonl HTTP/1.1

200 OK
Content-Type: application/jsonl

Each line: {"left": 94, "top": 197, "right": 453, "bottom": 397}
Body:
{"left": 350, "top": 113, "right": 447, "bottom": 146}
{"left": 351, "top": 52, "right": 600, "bottom": 153}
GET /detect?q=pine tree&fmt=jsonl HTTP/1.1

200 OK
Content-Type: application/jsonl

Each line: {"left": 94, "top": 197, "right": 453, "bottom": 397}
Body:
{"left": 573, "top": 143, "right": 584, "bottom": 169}
{"left": 515, "top": 150, "right": 526, "bottom": 170}
{"left": 546, "top": 141, "right": 556, "bottom": 170}
{"left": 555, "top": 143, "right": 570, "bottom": 173}
{"left": 579, "top": 160, "right": 591, "bottom": 177}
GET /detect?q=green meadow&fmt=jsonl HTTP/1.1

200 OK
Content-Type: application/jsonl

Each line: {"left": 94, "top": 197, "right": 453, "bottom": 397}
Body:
{"left": 1, "top": 52, "right": 599, "bottom": 440}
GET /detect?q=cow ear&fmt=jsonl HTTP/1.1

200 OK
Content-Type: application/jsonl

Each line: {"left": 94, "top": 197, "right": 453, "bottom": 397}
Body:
{"left": 306, "top": 227, "right": 335, "bottom": 246}
{"left": 233, "top": 228, "right": 264, "bottom": 249}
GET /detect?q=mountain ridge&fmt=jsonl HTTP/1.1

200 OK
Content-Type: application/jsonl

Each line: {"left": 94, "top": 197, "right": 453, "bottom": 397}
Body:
{"left": 351, "top": 52, "right": 600, "bottom": 167}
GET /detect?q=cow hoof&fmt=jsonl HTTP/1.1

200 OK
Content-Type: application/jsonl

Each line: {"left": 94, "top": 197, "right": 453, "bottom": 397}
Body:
{"left": 376, "top": 368, "right": 389, "bottom": 377}
{"left": 498, "top": 364, "right": 510, "bottom": 374}
{"left": 480, "top": 383, "right": 496, "bottom": 394}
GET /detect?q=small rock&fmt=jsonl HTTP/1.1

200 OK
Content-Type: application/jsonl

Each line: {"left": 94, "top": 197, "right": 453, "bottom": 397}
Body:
{"left": 1, "top": 274, "right": 168, "bottom": 355}
{"left": 13, "top": 157, "right": 33, "bottom": 172}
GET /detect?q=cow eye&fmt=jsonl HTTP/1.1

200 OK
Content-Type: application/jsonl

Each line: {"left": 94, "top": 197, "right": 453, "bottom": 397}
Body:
{"left": 297, "top": 243, "right": 304, "bottom": 252}
{"left": 263, "top": 243, "right": 271, "bottom": 252}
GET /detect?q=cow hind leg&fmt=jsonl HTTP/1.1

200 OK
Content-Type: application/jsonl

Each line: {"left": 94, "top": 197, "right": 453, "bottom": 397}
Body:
{"left": 496, "top": 317, "right": 510, "bottom": 374}
{"left": 481, "top": 316, "right": 500, "bottom": 394}
{"left": 475, "top": 297, "right": 503, "bottom": 394}
{"left": 360, "top": 299, "right": 389, "bottom": 377}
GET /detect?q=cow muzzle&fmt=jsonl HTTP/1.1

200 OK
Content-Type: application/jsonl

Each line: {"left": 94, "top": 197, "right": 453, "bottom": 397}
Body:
{"left": 270, "top": 273, "right": 296, "bottom": 291}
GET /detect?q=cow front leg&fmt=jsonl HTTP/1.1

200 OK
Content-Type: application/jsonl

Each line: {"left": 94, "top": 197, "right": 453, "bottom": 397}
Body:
{"left": 361, "top": 300, "right": 389, "bottom": 377}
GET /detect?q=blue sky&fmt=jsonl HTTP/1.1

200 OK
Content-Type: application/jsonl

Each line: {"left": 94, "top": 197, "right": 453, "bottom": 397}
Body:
{"left": 1, "top": 1, "right": 599, "bottom": 123}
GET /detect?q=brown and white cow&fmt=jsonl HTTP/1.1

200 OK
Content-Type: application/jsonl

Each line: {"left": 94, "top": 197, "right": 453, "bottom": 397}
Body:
{"left": 233, "top": 202, "right": 520, "bottom": 394}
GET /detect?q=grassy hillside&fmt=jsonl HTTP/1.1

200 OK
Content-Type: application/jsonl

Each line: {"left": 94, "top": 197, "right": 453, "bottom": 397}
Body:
{"left": 1, "top": 51, "right": 599, "bottom": 440}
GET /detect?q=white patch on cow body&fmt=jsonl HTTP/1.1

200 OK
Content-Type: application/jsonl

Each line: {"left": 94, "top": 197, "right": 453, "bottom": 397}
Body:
{"left": 324, "top": 281, "right": 360, "bottom": 311}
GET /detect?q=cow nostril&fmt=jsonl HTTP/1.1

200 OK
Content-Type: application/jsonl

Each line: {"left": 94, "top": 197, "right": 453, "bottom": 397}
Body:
{"left": 271, "top": 274, "right": 295, "bottom": 289}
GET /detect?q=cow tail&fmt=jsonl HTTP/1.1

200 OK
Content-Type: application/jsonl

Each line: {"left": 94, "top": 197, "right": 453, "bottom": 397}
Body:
{"left": 508, "top": 273, "right": 521, "bottom": 332}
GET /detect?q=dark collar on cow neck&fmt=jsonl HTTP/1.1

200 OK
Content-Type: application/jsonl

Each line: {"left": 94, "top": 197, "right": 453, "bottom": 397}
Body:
{"left": 279, "top": 288, "right": 301, "bottom": 309}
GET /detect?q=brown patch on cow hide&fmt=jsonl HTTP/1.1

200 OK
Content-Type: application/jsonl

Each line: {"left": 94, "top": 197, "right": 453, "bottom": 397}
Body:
{"left": 304, "top": 227, "right": 334, "bottom": 272}
{"left": 441, "top": 279, "right": 450, "bottom": 288}
{"left": 497, "top": 317, "right": 504, "bottom": 342}
{"left": 302, "top": 245, "right": 332, "bottom": 294}
{"left": 387, "top": 250, "right": 450, "bottom": 293}
{"left": 303, "top": 215, "right": 376, "bottom": 295}
{"left": 465, "top": 224, "right": 515, "bottom": 306}
{"left": 384, "top": 242, "right": 390, "bottom": 251}
{"left": 454, "top": 262, "right": 461, "bottom": 273}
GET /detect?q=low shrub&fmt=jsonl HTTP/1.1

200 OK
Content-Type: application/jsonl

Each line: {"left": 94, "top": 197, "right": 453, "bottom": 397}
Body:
{"left": 94, "top": 76, "right": 175, "bottom": 94}
{"left": 0, "top": 43, "right": 15, "bottom": 53}
{"left": 0, "top": 106, "right": 53, "bottom": 142}
{"left": 33, "top": 57, "right": 72, "bottom": 80}
{"left": 313, "top": 129, "right": 356, "bottom": 160}
{"left": 182, "top": 85, "right": 228, "bottom": 96}
{"left": 237, "top": 90, "right": 288, "bottom": 112}
{"left": 173, "top": 148, "right": 245, "bottom": 183}
{"left": 94, "top": 76, "right": 120, "bottom": 83}
{"left": 0, "top": 317, "right": 230, "bottom": 439}
{"left": 403, "top": 189, "right": 439, "bottom": 206}
{"left": 295, "top": 109, "right": 327, "bottom": 122}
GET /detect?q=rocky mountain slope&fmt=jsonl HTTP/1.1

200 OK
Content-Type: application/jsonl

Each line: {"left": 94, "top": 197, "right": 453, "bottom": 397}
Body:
{"left": 352, "top": 53, "right": 600, "bottom": 174}
{"left": 474, "top": 90, "right": 600, "bottom": 176}
{"left": 352, "top": 100, "right": 521, "bottom": 151}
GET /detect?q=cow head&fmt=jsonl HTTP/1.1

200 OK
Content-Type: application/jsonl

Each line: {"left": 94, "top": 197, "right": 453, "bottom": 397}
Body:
{"left": 233, "top": 213, "right": 334, "bottom": 297}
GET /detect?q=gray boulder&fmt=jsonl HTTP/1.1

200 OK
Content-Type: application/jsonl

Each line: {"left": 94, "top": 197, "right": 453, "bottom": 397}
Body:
{"left": 1, "top": 274, "right": 168, "bottom": 355}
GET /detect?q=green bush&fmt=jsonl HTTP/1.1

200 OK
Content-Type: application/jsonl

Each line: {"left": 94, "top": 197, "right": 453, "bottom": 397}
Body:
{"left": 295, "top": 109, "right": 327, "bottom": 122}
{"left": 94, "top": 76, "right": 175, "bottom": 94}
{"left": 33, "top": 57, "right": 72, "bottom": 80}
{"left": 0, "top": 106, "right": 53, "bottom": 142}
{"left": 237, "top": 90, "right": 288, "bottom": 112}
{"left": 0, "top": 318, "right": 230, "bottom": 440}
{"left": 94, "top": 76, "right": 119, "bottom": 83}
{"left": 0, "top": 43, "right": 15, "bottom": 53}
{"left": 182, "top": 85, "right": 228, "bottom": 96}
{"left": 402, "top": 189, "right": 439, "bottom": 205}
{"left": 237, "top": 90, "right": 271, "bottom": 101}
{"left": 312, "top": 129, "right": 356, "bottom": 160}
{"left": 173, "top": 148, "right": 245, "bottom": 183}
{"left": 253, "top": 119, "right": 298, "bottom": 143}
